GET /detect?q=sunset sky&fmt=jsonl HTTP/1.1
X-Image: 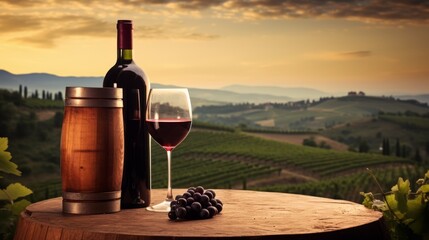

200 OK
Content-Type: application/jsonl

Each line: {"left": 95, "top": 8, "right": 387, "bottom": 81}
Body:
{"left": 0, "top": 0, "right": 428, "bottom": 94}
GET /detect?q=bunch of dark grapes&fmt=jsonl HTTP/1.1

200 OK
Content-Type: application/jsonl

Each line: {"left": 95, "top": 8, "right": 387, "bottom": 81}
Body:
{"left": 168, "top": 186, "right": 223, "bottom": 220}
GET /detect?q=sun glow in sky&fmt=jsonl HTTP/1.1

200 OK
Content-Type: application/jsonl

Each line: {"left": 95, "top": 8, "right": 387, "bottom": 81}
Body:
{"left": 1, "top": 0, "right": 429, "bottom": 94}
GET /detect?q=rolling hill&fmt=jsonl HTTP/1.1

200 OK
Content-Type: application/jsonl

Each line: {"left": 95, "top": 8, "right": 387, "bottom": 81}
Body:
{"left": 195, "top": 95, "right": 429, "bottom": 131}
{"left": 221, "top": 84, "right": 330, "bottom": 100}
{"left": 0, "top": 69, "right": 292, "bottom": 106}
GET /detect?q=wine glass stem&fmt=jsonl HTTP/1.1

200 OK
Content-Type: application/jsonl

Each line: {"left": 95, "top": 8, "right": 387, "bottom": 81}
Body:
{"left": 166, "top": 150, "right": 173, "bottom": 201}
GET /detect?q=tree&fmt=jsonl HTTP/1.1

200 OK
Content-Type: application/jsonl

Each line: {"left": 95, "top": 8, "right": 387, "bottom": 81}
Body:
{"left": 382, "top": 138, "right": 388, "bottom": 155}
{"left": 19, "top": 85, "right": 22, "bottom": 97}
{"left": 414, "top": 148, "right": 422, "bottom": 163}
{"left": 303, "top": 137, "right": 317, "bottom": 147}
{"left": 57, "top": 91, "right": 63, "bottom": 101}
{"left": 42, "top": 90, "right": 46, "bottom": 100}
{"left": 382, "top": 138, "right": 391, "bottom": 156}
{"left": 359, "top": 141, "right": 370, "bottom": 153}
{"left": 34, "top": 90, "right": 39, "bottom": 99}
{"left": 401, "top": 145, "right": 411, "bottom": 158}
{"left": 395, "top": 139, "right": 401, "bottom": 157}
{"left": 24, "top": 86, "right": 28, "bottom": 99}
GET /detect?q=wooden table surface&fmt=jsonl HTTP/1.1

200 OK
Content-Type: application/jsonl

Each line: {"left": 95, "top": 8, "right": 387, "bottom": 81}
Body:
{"left": 14, "top": 189, "right": 389, "bottom": 240}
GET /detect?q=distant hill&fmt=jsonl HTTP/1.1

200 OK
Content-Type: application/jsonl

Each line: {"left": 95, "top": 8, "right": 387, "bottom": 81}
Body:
{"left": 396, "top": 94, "right": 429, "bottom": 104}
{"left": 312, "top": 96, "right": 429, "bottom": 115}
{"left": 2, "top": 69, "right": 428, "bottom": 105}
{"left": 0, "top": 69, "right": 292, "bottom": 105}
{"left": 187, "top": 88, "right": 292, "bottom": 104}
{"left": 0, "top": 69, "right": 102, "bottom": 94}
{"left": 221, "top": 84, "right": 330, "bottom": 100}
{"left": 194, "top": 95, "right": 429, "bottom": 131}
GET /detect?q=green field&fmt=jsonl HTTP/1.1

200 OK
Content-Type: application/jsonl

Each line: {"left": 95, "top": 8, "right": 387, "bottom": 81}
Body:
{"left": 1, "top": 90, "right": 428, "bottom": 206}
{"left": 255, "top": 165, "right": 428, "bottom": 202}
{"left": 21, "top": 128, "right": 422, "bottom": 203}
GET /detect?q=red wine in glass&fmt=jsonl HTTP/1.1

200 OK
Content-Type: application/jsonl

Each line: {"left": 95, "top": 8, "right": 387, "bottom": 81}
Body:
{"left": 146, "top": 88, "right": 192, "bottom": 212}
{"left": 147, "top": 119, "right": 192, "bottom": 152}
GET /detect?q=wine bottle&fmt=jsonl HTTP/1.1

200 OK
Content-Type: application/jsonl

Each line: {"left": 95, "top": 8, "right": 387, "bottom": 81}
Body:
{"left": 103, "top": 20, "right": 151, "bottom": 208}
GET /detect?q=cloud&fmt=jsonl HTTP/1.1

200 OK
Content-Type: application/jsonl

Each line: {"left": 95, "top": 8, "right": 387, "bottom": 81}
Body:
{"left": 0, "top": 14, "right": 43, "bottom": 32}
{"left": 309, "top": 50, "right": 373, "bottom": 61}
{"left": 0, "top": 9, "right": 218, "bottom": 48}
{"left": 3, "top": 0, "right": 428, "bottom": 25}
{"left": 0, "top": 14, "right": 112, "bottom": 47}
{"left": 1, "top": 0, "right": 427, "bottom": 48}
{"left": 339, "top": 51, "right": 372, "bottom": 58}
{"left": 139, "top": 0, "right": 429, "bottom": 25}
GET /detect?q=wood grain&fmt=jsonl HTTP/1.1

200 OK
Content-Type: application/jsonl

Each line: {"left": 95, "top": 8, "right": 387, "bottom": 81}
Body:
{"left": 61, "top": 107, "right": 124, "bottom": 193}
{"left": 14, "top": 189, "right": 389, "bottom": 240}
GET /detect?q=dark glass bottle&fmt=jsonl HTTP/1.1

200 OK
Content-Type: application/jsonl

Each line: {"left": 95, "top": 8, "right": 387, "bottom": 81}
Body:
{"left": 103, "top": 20, "right": 151, "bottom": 208}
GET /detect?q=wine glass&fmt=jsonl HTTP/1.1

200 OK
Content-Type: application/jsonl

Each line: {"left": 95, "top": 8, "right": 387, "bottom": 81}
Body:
{"left": 146, "top": 88, "right": 192, "bottom": 212}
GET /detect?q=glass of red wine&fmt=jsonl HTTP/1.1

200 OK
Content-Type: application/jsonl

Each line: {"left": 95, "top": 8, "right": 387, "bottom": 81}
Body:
{"left": 146, "top": 88, "right": 192, "bottom": 212}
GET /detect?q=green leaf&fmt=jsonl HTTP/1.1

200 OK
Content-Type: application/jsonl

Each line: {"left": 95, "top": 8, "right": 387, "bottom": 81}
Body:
{"left": 0, "top": 137, "right": 7, "bottom": 152}
{"left": 5, "top": 199, "right": 31, "bottom": 215}
{"left": 0, "top": 183, "right": 32, "bottom": 202}
{"left": 425, "top": 170, "right": 429, "bottom": 179}
{"left": 391, "top": 177, "right": 409, "bottom": 214}
{"left": 0, "top": 138, "right": 21, "bottom": 176}
{"left": 417, "top": 184, "right": 429, "bottom": 194}
{"left": 406, "top": 196, "right": 426, "bottom": 234}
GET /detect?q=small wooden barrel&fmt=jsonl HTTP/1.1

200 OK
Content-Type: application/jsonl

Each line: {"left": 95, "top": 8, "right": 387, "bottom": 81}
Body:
{"left": 61, "top": 87, "right": 124, "bottom": 214}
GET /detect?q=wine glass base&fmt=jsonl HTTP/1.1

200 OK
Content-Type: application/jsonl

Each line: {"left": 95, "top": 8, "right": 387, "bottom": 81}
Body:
{"left": 146, "top": 200, "right": 172, "bottom": 212}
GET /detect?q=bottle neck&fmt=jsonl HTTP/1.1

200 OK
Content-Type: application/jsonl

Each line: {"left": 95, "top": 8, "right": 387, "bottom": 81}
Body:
{"left": 117, "top": 49, "right": 133, "bottom": 63}
{"left": 117, "top": 20, "right": 133, "bottom": 64}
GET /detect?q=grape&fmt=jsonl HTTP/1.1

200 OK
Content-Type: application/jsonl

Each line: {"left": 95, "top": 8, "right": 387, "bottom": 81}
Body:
{"left": 167, "top": 187, "right": 223, "bottom": 221}
{"left": 191, "top": 202, "right": 202, "bottom": 212}
{"left": 175, "top": 207, "right": 187, "bottom": 219}
{"left": 186, "top": 197, "right": 195, "bottom": 205}
{"left": 215, "top": 203, "right": 223, "bottom": 213}
{"left": 207, "top": 206, "right": 218, "bottom": 217}
{"left": 207, "top": 189, "right": 216, "bottom": 198}
{"left": 200, "top": 195, "right": 210, "bottom": 206}
{"left": 168, "top": 211, "right": 177, "bottom": 220}
{"left": 182, "top": 192, "right": 192, "bottom": 199}
{"left": 204, "top": 191, "right": 214, "bottom": 200}
{"left": 177, "top": 198, "right": 187, "bottom": 207}
{"left": 200, "top": 208, "right": 210, "bottom": 219}
{"left": 187, "top": 189, "right": 195, "bottom": 196}
{"left": 193, "top": 192, "right": 202, "bottom": 202}
{"left": 195, "top": 186, "right": 204, "bottom": 194}
{"left": 185, "top": 206, "right": 192, "bottom": 214}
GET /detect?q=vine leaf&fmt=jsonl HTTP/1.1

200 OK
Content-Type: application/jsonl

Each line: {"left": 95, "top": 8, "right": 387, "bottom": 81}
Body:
{"left": 391, "top": 177, "right": 410, "bottom": 214}
{"left": 0, "top": 183, "right": 33, "bottom": 202}
{"left": 5, "top": 199, "right": 31, "bottom": 215}
{"left": 0, "top": 138, "right": 21, "bottom": 176}
{"left": 417, "top": 184, "right": 429, "bottom": 194}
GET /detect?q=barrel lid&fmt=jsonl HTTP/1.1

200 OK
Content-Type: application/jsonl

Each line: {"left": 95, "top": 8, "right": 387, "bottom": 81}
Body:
{"left": 66, "top": 87, "right": 122, "bottom": 99}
